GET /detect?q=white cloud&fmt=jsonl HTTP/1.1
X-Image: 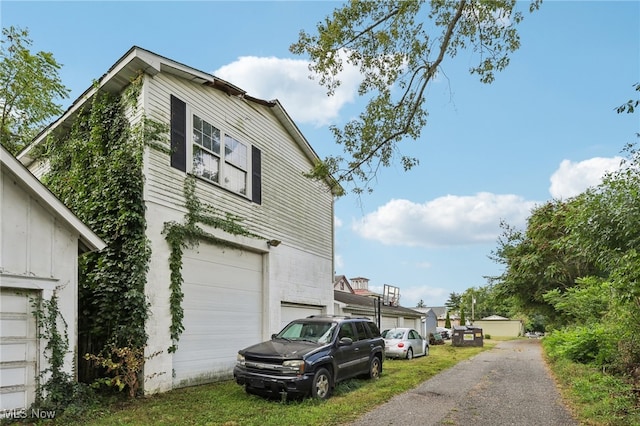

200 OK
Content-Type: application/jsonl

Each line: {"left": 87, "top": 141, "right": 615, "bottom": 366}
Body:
{"left": 549, "top": 157, "right": 623, "bottom": 199}
{"left": 352, "top": 193, "right": 537, "bottom": 247}
{"left": 402, "top": 285, "right": 451, "bottom": 308}
{"left": 415, "top": 261, "right": 432, "bottom": 269}
{"left": 334, "top": 216, "right": 343, "bottom": 228}
{"left": 213, "top": 55, "right": 361, "bottom": 127}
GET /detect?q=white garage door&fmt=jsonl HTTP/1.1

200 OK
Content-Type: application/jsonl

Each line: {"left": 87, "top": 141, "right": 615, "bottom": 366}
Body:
{"left": 0, "top": 288, "right": 38, "bottom": 411}
{"left": 172, "top": 244, "right": 263, "bottom": 387}
{"left": 280, "top": 304, "right": 323, "bottom": 330}
{"left": 381, "top": 316, "right": 398, "bottom": 332}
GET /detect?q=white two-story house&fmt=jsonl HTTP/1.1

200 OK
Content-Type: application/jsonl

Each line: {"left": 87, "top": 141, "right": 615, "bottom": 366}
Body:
{"left": 19, "top": 46, "right": 337, "bottom": 394}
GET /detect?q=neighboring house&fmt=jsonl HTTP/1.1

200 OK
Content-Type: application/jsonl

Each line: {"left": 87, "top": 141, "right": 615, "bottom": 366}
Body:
{"left": 350, "top": 277, "right": 382, "bottom": 296}
{"left": 412, "top": 307, "right": 438, "bottom": 337}
{"left": 425, "top": 306, "right": 461, "bottom": 328}
{"left": 334, "top": 292, "right": 423, "bottom": 335}
{"left": 0, "top": 145, "right": 105, "bottom": 411}
{"left": 349, "top": 276, "right": 378, "bottom": 297}
{"left": 18, "top": 46, "right": 337, "bottom": 394}
{"left": 333, "top": 274, "right": 354, "bottom": 293}
{"left": 473, "top": 315, "right": 524, "bottom": 337}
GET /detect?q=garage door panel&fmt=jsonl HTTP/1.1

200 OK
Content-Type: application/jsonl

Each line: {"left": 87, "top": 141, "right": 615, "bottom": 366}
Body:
{"left": 280, "top": 304, "right": 322, "bottom": 329}
{"left": 181, "top": 286, "right": 262, "bottom": 312}
{"left": 381, "top": 317, "right": 398, "bottom": 331}
{"left": 183, "top": 249, "right": 262, "bottom": 271}
{"left": 173, "top": 244, "right": 262, "bottom": 388}
{"left": 0, "top": 319, "right": 28, "bottom": 338}
{"left": 0, "top": 288, "right": 37, "bottom": 411}
{"left": 173, "top": 346, "right": 241, "bottom": 363}
{"left": 0, "top": 392, "right": 26, "bottom": 412}
{"left": 1, "top": 291, "right": 31, "bottom": 309}
{"left": 179, "top": 318, "right": 260, "bottom": 339}
{"left": 0, "top": 343, "right": 35, "bottom": 363}
{"left": 0, "top": 366, "right": 35, "bottom": 387}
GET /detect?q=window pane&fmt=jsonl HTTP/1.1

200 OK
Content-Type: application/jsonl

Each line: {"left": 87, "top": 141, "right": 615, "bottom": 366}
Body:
{"left": 193, "top": 145, "right": 219, "bottom": 183}
{"left": 203, "top": 134, "right": 212, "bottom": 151}
{"left": 224, "top": 134, "right": 247, "bottom": 170}
{"left": 192, "top": 115, "right": 220, "bottom": 155}
{"left": 212, "top": 127, "right": 220, "bottom": 154}
{"left": 193, "top": 115, "right": 202, "bottom": 131}
{"left": 225, "top": 165, "right": 247, "bottom": 195}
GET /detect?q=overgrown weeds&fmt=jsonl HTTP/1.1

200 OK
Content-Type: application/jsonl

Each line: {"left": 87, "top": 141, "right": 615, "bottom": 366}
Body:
{"left": 40, "top": 343, "right": 489, "bottom": 426}
{"left": 544, "top": 338, "right": 640, "bottom": 425}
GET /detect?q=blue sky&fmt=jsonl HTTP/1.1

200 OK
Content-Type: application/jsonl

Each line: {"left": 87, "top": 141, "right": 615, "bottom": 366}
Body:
{"left": 3, "top": 1, "right": 639, "bottom": 307}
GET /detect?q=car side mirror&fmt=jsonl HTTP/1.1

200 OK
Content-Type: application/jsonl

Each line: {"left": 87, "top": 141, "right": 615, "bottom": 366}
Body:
{"left": 338, "top": 337, "right": 353, "bottom": 346}
{"left": 271, "top": 333, "right": 277, "bottom": 339}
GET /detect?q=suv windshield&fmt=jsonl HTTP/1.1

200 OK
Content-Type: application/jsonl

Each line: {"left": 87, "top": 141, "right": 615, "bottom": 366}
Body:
{"left": 276, "top": 321, "right": 337, "bottom": 344}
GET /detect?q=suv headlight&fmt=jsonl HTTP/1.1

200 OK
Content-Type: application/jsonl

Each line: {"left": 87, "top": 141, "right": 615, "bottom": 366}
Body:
{"left": 282, "top": 360, "right": 305, "bottom": 374}
{"left": 236, "top": 354, "right": 245, "bottom": 366}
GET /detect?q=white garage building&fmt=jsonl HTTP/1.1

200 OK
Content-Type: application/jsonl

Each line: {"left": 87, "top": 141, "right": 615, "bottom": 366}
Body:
{"left": 19, "top": 47, "right": 337, "bottom": 394}
{"left": 0, "top": 146, "right": 105, "bottom": 411}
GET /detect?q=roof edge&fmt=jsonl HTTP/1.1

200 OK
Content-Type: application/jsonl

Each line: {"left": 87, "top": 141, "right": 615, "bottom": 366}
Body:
{"left": 2, "top": 145, "right": 106, "bottom": 253}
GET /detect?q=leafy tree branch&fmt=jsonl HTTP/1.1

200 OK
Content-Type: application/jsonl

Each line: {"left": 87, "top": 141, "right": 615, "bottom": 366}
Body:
{"left": 291, "top": 0, "right": 540, "bottom": 194}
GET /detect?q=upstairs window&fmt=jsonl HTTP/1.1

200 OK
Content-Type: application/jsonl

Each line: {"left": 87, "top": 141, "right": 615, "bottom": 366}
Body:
{"left": 192, "top": 115, "right": 221, "bottom": 183}
{"left": 170, "top": 95, "right": 261, "bottom": 204}
{"left": 191, "top": 114, "right": 248, "bottom": 196}
{"left": 223, "top": 134, "right": 247, "bottom": 195}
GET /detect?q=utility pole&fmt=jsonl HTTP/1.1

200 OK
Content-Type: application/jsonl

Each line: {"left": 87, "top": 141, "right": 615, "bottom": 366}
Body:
{"left": 471, "top": 293, "right": 476, "bottom": 324}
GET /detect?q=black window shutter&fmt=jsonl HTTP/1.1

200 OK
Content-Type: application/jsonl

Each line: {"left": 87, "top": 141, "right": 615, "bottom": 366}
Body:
{"left": 170, "top": 95, "right": 187, "bottom": 172}
{"left": 251, "top": 146, "right": 262, "bottom": 204}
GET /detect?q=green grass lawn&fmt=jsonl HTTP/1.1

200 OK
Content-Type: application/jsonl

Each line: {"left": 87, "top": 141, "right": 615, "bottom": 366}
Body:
{"left": 52, "top": 342, "right": 492, "bottom": 426}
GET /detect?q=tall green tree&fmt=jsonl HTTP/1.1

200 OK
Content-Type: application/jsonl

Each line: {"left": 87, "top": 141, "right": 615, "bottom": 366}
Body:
{"left": 0, "top": 26, "right": 68, "bottom": 155}
{"left": 445, "top": 292, "right": 461, "bottom": 311}
{"left": 291, "top": 0, "right": 540, "bottom": 193}
{"left": 460, "top": 285, "right": 515, "bottom": 319}
{"left": 492, "top": 198, "right": 600, "bottom": 324}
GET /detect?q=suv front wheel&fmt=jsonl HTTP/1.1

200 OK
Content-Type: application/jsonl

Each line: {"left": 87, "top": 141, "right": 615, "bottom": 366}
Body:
{"left": 311, "top": 368, "right": 332, "bottom": 399}
{"left": 369, "top": 356, "right": 382, "bottom": 379}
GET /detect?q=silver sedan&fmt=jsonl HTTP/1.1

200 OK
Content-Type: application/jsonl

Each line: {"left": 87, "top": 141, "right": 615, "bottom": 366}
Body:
{"left": 382, "top": 327, "right": 429, "bottom": 359}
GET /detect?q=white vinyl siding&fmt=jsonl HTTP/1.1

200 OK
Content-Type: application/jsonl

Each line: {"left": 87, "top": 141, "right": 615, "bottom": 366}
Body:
{"left": 142, "top": 73, "right": 333, "bottom": 255}
{"left": 140, "top": 70, "right": 335, "bottom": 393}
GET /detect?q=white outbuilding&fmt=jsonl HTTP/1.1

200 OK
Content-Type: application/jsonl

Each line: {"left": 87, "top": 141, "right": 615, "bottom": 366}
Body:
{"left": 0, "top": 145, "right": 105, "bottom": 411}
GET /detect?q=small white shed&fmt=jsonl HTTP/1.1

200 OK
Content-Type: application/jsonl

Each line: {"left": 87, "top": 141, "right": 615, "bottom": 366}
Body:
{"left": 0, "top": 146, "right": 105, "bottom": 411}
{"left": 473, "top": 315, "right": 524, "bottom": 337}
{"left": 410, "top": 307, "right": 438, "bottom": 338}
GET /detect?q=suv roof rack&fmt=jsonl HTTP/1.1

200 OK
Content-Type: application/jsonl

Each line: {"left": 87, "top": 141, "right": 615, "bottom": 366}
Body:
{"left": 307, "top": 315, "right": 351, "bottom": 319}
{"left": 306, "top": 315, "right": 372, "bottom": 320}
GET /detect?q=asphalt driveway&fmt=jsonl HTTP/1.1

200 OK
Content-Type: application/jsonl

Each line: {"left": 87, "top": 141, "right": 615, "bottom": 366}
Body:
{"left": 346, "top": 339, "right": 577, "bottom": 426}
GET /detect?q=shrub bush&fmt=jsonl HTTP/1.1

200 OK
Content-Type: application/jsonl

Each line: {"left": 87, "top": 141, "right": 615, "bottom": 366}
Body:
{"left": 543, "top": 325, "right": 616, "bottom": 366}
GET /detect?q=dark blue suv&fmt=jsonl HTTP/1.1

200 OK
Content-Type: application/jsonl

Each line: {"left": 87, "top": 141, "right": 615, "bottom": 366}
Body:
{"left": 233, "top": 315, "right": 384, "bottom": 400}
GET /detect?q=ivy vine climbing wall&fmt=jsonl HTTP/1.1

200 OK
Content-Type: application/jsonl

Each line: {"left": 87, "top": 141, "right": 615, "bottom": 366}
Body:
{"left": 37, "top": 81, "right": 150, "bottom": 381}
